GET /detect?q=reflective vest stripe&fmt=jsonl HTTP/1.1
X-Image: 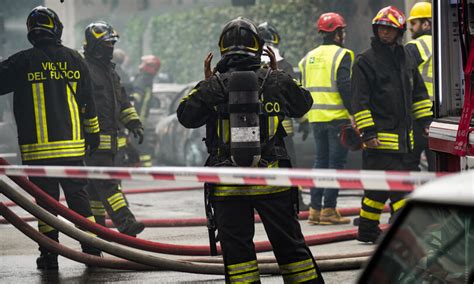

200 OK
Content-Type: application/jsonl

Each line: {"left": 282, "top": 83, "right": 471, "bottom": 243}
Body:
{"left": 32, "top": 83, "right": 48, "bottom": 143}
{"left": 66, "top": 82, "right": 80, "bottom": 140}
{"left": 409, "top": 35, "right": 433, "bottom": 98}
{"left": 299, "top": 45, "right": 353, "bottom": 122}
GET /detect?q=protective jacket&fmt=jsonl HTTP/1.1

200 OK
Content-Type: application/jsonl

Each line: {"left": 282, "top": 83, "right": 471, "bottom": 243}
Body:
{"left": 406, "top": 33, "right": 433, "bottom": 99}
{"left": 351, "top": 37, "right": 433, "bottom": 153}
{"left": 84, "top": 55, "right": 141, "bottom": 154}
{"left": 299, "top": 41, "right": 354, "bottom": 122}
{"left": 177, "top": 66, "right": 312, "bottom": 198}
{"left": 0, "top": 44, "right": 100, "bottom": 162}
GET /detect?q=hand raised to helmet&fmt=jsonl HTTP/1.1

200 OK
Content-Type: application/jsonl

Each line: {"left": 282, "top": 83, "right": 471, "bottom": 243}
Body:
{"left": 204, "top": 52, "right": 216, "bottom": 80}
{"left": 263, "top": 46, "right": 278, "bottom": 70}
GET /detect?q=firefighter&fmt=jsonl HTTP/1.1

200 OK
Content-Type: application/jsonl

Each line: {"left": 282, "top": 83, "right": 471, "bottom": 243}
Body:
{"left": 299, "top": 13, "right": 353, "bottom": 225}
{"left": 351, "top": 6, "right": 432, "bottom": 243}
{"left": 0, "top": 6, "right": 101, "bottom": 269}
{"left": 405, "top": 1, "right": 436, "bottom": 172}
{"left": 129, "top": 55, "right": 161, "bottom": 167}
{"left": 177, "top": 17, "right": 324, "bottom": 283}
{"left": 83, "top": 21, "right": 145, "bottom": 237}
{"left": 258, "top": 21, "right": 310, "bottom": 211}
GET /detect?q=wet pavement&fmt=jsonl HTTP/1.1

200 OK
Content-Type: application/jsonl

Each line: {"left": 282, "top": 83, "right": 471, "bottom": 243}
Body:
{"left": 0, "top": 180, "right": 388, "bottom": 283}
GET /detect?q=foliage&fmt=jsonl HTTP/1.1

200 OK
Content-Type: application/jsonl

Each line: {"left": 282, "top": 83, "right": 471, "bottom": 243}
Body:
{"left": 121, "top": 16, "right": 145, "bottom": 68}
{"left": 147, "top": 0, "right": 318, "bottom": 83}
{"left": 135, "top": 0, "right": 404, "bottom": 83}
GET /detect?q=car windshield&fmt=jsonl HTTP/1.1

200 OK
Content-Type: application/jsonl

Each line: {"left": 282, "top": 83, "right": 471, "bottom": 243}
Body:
{"left": 362, "top": 203, "right": 474, "bottom": 284}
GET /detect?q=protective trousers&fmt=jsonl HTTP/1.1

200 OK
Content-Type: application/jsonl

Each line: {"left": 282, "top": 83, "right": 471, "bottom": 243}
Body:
{"left": 85, "top": 152, "right": 139, "bottom": 235}
{"left": 213, "top": 190, "right": 324, "bottom": 283}
{"left": 27, "top": 160, "right": 100, "bottom": 255}
{"left": 358, "top": 152, "right": 409, "bottom": 241}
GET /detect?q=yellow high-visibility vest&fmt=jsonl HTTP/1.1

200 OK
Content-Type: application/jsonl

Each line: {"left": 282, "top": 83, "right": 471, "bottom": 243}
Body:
{"left": 408, "top": 35, "right": 433, "bottom": 99}
{"left": 299, "top": 45, "right": 353, "bottom": 122}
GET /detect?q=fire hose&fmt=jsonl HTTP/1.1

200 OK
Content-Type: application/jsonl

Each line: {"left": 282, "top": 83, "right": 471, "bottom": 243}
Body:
{"left": 2, "top": 185, "right": 201, "bottom": 207}
{"left": 0, "top": 176, "right": 369, "bottom": 273}
{"left": 0, "top": 158, "right": 390, "bottom": 256}
{"left": 0, "top": 206, "right": 391, "bottom": 226}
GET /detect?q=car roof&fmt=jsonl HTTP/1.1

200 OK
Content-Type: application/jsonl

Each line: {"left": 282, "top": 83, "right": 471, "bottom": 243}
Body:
{"left": 410, "top": 170, "right": 474, "bottom": 206}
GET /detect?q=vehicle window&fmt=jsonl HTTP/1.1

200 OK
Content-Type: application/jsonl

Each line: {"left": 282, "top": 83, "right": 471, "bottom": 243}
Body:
{"left": 361, "top": 203, "right": 474, "bottom": 284}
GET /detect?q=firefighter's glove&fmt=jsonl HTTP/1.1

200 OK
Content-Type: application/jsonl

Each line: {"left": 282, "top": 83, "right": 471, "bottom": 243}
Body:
{"left": 298, "top": 120, "right": 310, "bottom": 141}
{"left": 85, "top": 133, "right": 100, "bottom": 156}
{"left": 132, "top": 127, "right": 144, "bottom": 144}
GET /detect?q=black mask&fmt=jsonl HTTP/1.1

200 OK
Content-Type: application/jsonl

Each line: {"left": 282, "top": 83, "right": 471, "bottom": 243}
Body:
{"left": 95, "top": 44, "right": 114, "bottom": 61}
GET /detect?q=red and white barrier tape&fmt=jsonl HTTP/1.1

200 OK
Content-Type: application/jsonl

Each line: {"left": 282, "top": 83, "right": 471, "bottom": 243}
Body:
{"left": 0, "top": 165, "right": 449, "bottom": 191}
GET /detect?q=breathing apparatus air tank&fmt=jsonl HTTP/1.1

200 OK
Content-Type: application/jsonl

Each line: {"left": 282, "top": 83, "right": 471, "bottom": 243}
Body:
{"left": 228, "top": 71, "right": 262, "bottom": 167}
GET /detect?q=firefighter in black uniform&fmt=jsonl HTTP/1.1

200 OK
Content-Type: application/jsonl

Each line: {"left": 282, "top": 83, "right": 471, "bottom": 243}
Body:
{"left": 129, "top": 55, "right": 161, "bottom": 167}
{"left": 351, "top": 6, "right": 432, "bottom": 243}
{"left": 177, "top": 17, "right": 324, "bottom": 283}
{"left": 83, "top": 21, "right": 145, "bottom": 237}
{"left": 0, "top": 6, "right": 101, "bottom": 269}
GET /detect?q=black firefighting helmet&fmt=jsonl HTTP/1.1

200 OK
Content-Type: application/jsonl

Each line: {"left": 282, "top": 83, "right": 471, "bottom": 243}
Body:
{"left": 26, "top": 6, "right": 63, "bottom": 45}
{"left": 83, "top": 21, "right": 119, "bottom": 54}
{"left": 257, "top": 22, "right": 280, "bottom": 46}
{"left": 218, "top": 17, "right": 264, "bottom": 57}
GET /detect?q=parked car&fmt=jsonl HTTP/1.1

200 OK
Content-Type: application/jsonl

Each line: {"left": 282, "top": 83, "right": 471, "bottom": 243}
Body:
{"left": 151, "top": 82, "right": 363, "bottom": 168}
{"left": 153, "top": 83, "right": 207, "bottom": 166}
{"left": 358, "top": 170, "right": 474, "bottom": 283}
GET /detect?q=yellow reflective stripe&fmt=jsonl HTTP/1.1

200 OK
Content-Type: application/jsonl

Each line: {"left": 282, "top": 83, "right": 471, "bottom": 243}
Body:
{"left": 120, "top": 107, "right": 139, "bottom": 124}
{"left": 90, "top": 200, "right": 103, "bottom": 207}
{"left": 99, "top": 135, "right": 112, "bottom": 150}
{"left": 32, "top": 83, "right": 49, "bottom": 143}
{"left": 180, "top": 88, "right": 198, "bottom": 103}
{"left": 268, "top": 116, "right": 279, "bottom": 138}
{"left": 279, "top": 258, "right": 314, "bottom": 274}
{"left": 282, "top": 268, "right": 317, "bottom": 283}
{"left": 360, "top": 209, "right": 381, "bottom": 221}
{"left": 363, "top": 197, "right": 385, "bottom": 210}
{"left": 213, "top": 186, "right": 290, "bottom": 197}
{"left": 392, "top": 199, "right": 406, "bottom": 212}
{"left": 118, "top": 137, "right": 127, "bottom": 148}
{"left": 229, "top": 271, "right": 260, "bottom": 283}
{"left": 20, "top": 140, "right": 85, "bottom": 152}
{"left": 227, "top": 260, "right": 259, "bottom": 275}
{"left": 412, "top": 99, "right": 432, "bottom": 111}
{"left": 413, "top": 109, "right": 433, "bottom": 119}
{"left": 357, "top": 119, "right": 375, "bottom": 129}
{"left": 107, "top": 192, "right": 124, "bottom": 204}
{"left": 22, "top": 147, "right": 85, "bottom": 161}
{"left": 66, "top": 82, "right": 80, "bottom": 140}
{"left": 223, "top": 119, "right": 229, "bottom": 143}
{"left": 91, "top": 208, "right": 106, "bottom": 216}
{"left": 111, "top": 200, "right": 127, "bottom": 211}
{"left": 84, "top": 116, "right": 100, "bottom": 134}
{"left": 375, "top": 144, "right": 399, "bottom": 150}
{"left": 38, "top": 220, "right": 56, "bottom": 233}
{"left": 83, "top": 216, "right": 97, "bottom": 237}
{"left": 355, "top": 113, "right": 372, "bottom": 122}
{"left": 354, "top": 110, "right": 371, "bottom": 120}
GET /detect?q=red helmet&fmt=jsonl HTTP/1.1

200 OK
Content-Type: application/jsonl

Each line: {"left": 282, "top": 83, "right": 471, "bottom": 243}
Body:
{"left": 317, "top": 13, "right": 346, "bottom": 33}
{"left": 340, "top": 124, "right": 363, "bottom": 151}
{"left": 372, "top": 6, "right": 406, "bottom": 31}
{"left": 139, "top": 55, "right": 161, "bottom": 76}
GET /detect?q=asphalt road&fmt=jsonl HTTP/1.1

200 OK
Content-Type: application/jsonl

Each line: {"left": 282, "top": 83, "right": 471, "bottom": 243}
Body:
{"left": 0, "top": 180, "right": 388, "bottom": 283}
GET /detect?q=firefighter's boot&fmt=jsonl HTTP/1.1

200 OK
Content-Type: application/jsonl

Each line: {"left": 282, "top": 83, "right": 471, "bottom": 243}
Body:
{"left": 357, "top": 218, "right": 381, "bottom": 243}
{"left": 308, "top": 207, "right": 321, "bottom": 225}
{"left": 36, "top": 252, "right": 58, "bottom": 270}
{"left": 119, "top": 215, "right": 145, "bottom": 237}
{"left": 319, "top": 208, "right": 351, "bottom": 225}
